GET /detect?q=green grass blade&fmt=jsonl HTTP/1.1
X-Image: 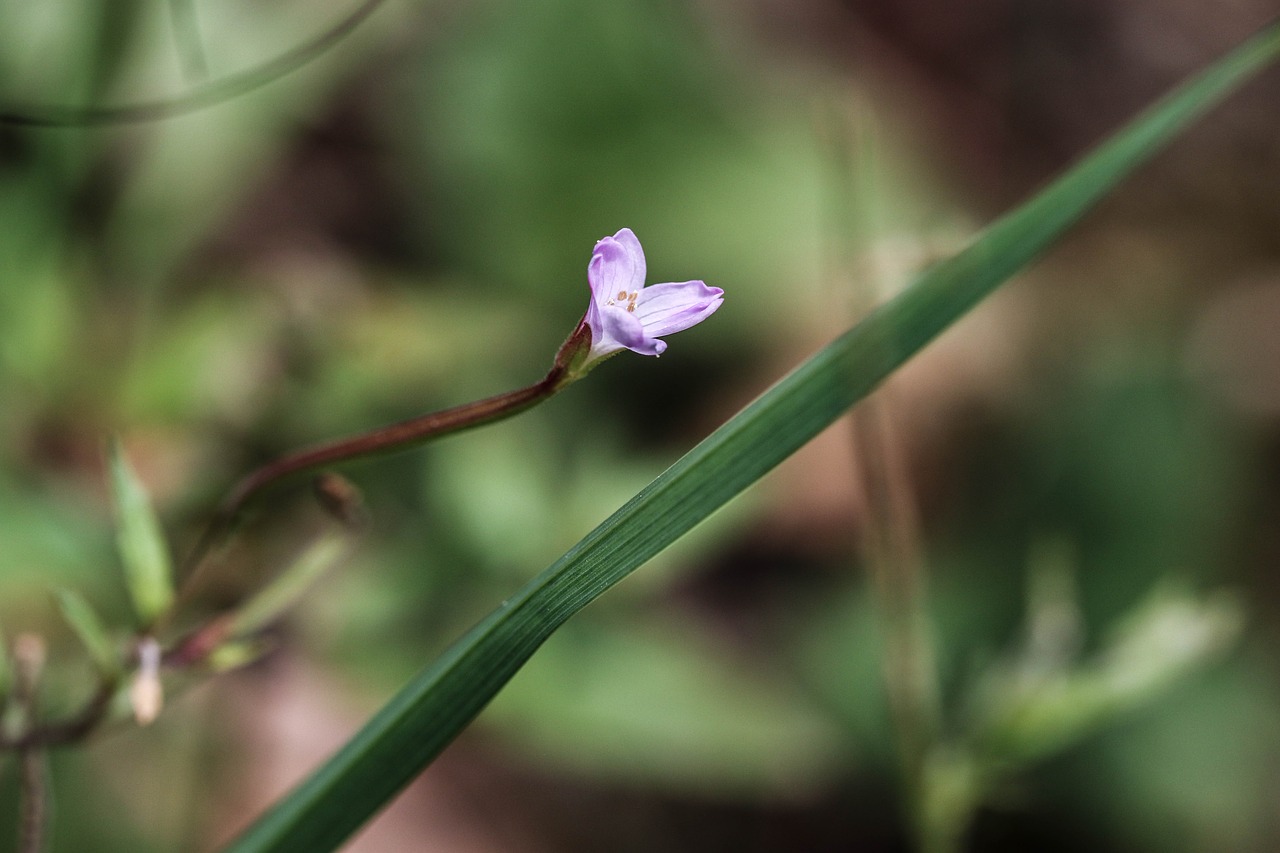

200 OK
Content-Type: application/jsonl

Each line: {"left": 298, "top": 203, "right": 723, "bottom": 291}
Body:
{"left": 227, "top": 532, "right": 349, "bottom": 639}
{"left": 55, "top": 588, "right": 121, "bottom": 679}
{"left": 224, "top": 22, "right": 1280, "bottom": 853}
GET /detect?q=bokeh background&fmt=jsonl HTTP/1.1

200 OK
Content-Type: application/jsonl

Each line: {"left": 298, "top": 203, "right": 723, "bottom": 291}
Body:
{"left": 1, "top": 0, "right": 1279, "bottom": 850}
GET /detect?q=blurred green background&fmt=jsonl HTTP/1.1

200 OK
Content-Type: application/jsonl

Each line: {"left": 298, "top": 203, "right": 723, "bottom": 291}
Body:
{"left": 1, "top": 1, "right": 1279, "bottom": 850}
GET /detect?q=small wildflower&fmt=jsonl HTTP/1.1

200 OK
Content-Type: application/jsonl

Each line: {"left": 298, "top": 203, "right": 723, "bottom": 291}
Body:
{"left": 580, "top": 228, "right": 723, "bottom": 366}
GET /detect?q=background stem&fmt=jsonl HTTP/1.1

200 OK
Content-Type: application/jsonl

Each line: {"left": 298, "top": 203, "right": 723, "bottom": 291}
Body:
{"left": 18, "top": 748, "right": 47, "bottom": 853}
{"left": 12, "top": 636, "right": 48, "bottom": 853}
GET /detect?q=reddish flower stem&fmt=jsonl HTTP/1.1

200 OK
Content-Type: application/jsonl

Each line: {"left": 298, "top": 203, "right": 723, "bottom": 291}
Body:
{"left": 179, "top": 363, "right": 572, "bottom": 585}
{"left": 223, "top": 365, "right": 568, "bottom": 517}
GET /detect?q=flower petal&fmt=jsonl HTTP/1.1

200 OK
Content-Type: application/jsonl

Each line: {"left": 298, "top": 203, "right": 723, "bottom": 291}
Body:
{"left": 632, "top": 280, "right": 725, "bottom": 338}
{"left": 587, "top": 228, "right": 646, "bottom": 304}
{"left": 592, "top": 303, "right": 666, "bottom": 358}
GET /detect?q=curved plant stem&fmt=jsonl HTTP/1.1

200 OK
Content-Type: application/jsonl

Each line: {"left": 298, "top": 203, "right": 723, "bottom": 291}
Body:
{"left": 178, "top": 365, "right": 570, "bottom": 586}
{"left": 830, "top": 103, "right": 948, "bottom": 850}
{"left": 226, "top": 366, "right": 567, "bottom": 515}
{"left": 3, "top": 681, "right": 119, "bottom": 751}
{"left": 0, "top": 0, "right": 389, "bottom": 127}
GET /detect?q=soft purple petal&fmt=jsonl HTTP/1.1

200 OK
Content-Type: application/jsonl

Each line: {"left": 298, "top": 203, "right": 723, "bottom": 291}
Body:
{"left": 611, "top": 228, "right": 645, "bottom": 282}
{"left": 632, "top": 280, "right": 725, "bottom": 338}
{"left": 593, "top": 303, "right": 666, "bottom": 358}
{"left": 587, "top": 228, "right": 646, "bottom": 304}
{"left": 584, "top": 292, "right": 606, "bottom": 345}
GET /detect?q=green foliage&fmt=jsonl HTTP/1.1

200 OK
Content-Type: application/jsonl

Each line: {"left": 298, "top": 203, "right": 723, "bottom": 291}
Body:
{"left": 54, "top": 589, "right": 120, "bottom": 679}
{"left": 226, "top": 533, "right": 350, "bottom": 640}
{"left": 107, "top": 440, "right": 175, "bottom": 629}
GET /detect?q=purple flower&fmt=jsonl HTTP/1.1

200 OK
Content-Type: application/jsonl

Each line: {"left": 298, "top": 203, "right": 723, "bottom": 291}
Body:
{"left": 582, "top": 228, "right": 723, "bottom": 364}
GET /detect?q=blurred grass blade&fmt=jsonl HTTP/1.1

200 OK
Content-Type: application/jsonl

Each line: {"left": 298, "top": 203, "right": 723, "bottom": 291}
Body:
{"left": 227, "top": 532, "right": 350, "bottom": 640}
{"left": 968, "top": 584, "right": 1241, "bottom": 765}
{"left": 0, "top": 618, "right": 9, "bottom": 703}
{"left": 224, "top": 22, "right": 1280, "bottom": 853}
{"left": 108, "top": 439, "right": 175, "bottom": 629}
{"left": 167, "top": 0, "right": 210, "bottom": 82}
{"left": 55, "top": 589, "right": 120, "bottom": 679}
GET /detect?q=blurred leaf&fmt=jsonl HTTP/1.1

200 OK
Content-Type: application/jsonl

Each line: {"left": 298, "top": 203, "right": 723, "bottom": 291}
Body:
{"left": 55, "top": 588, "right": 121, "bottom": 679}
{"left": 1098, "top": 586, "right": 1241, "bottom": 697}
{"left": 919, "top": 747, "right": 984, "bottom": 853}
{"left": 165, "top": 0, "right": 209, "bottom": 82}
{"left": 108, "top": 439, "right": 175, "bottom": 628}
{"left": 226, "top": 21, "right": 1280, "bottom": 853}
{"left": 486, "top": 618, "right": 846, "bottom": 795}
{"left": 227, "top": 532, "right": 350, "bottom": 639}
{"left": 0, "top": 478, "right": 109, "bottom": 591}
{"left": 0, "top": 254, "right": 77, "bottom": 392}
{"left": 1028, "top": 361, "right": 1251, "bottom": 627}
{"left": 87, "top": 0, "right": 147, "bottom": 100}
{"left": 1079, "top": 660, "right": 1280, "bottom": 853}
{"left": 120, "top": 293, "right": 277, "bottom": 424}
{"left": 206, "top": 638, "right": 273, "bottom": 674}
{"left": 789, "top": 582, "right": 894, "bottom": 764}
{"left": 968, "top": 583, "right": 1241, "bottom": 765}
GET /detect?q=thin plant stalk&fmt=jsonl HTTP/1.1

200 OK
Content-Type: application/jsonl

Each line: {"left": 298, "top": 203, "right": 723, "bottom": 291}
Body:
{"left": 17, "top": 749, "right": 47, "bottom": 853}
{"left": 825, "top": 100, "right": 946, "bottom": 851}
{"left": 177, "top": 365, "right": 569, "bottom": 597}
{"left": 852, "top": 401, "right": 944, "bottom": 845}
{"left": 12, "top": 636, "right": 48, "bottom": 853}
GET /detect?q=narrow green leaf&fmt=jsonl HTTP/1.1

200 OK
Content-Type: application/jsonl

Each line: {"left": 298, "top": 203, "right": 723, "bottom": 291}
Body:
{"left": 227, "top": 533, "right": 349, "bottom": 639}
{"left": 225, "top": 22, "right": 1280, "bottom": 853}
{"left": 205, "top": 638, "right": 274, "bottom": 673}
{"left": 55, "top": 589, "right": 121, "bottom": 678}
{"left": 108, "top": 438, "right": 175, "bottom": 628}
{"left": 968, "top": 585, "right": 1241, "bottom": 765}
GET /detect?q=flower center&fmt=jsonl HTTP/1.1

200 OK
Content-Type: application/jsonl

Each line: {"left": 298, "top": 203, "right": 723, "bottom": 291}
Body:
{"left": 609, "top": 289, "right": 640, "bottom": 313}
